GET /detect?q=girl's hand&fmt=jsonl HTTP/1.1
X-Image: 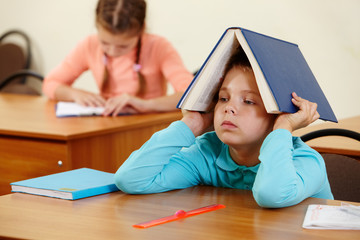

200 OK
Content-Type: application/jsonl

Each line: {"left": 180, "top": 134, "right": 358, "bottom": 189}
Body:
{"left": 70, "top": 88, "right": 106, "bottom": 107}
{"left": 181, "top": 110, "right": 214, "bottom": 137}
{"left": 103, "top": 94, "right": 146, "bottom": 116}
{"left": 54, "top": 85, "right": 106, "bottom": 107}
{"left": 273, "top": 92, "right": 320, "bottom": 133}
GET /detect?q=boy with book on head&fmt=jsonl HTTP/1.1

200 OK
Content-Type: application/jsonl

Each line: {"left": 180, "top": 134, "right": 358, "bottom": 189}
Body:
{"left": 114, "top": 46, "right": 333, "bottom": 208}
{"left": 42, "top": 0, "right": 193, "bottom": 116}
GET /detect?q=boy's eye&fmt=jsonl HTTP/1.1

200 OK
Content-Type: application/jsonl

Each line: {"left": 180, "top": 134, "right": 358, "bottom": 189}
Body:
{"left": 218, "top": 97, "right": 228, "bottom": 102}
{"left": 244, "top": 99, "right": 255, "bottom": 105}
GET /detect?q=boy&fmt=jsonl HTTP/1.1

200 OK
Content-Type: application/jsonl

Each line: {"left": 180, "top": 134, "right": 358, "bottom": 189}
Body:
{"left": 114, "top": 47, "right": 333, "bottom": 208}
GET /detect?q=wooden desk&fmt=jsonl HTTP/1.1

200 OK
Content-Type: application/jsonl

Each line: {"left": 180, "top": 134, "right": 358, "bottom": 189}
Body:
{"left": 293, "top": 116, "right": 360, "bottom": 157}
{"left": 0, "top": 186, "right": 358, "bottom": 240}
{"left": 0, "top": 93, "right": 182, "bottom": 195}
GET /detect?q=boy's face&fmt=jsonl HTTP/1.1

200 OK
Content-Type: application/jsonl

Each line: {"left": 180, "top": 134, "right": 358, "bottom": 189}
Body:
{"left": 214, "top": 66, "right": 275, "bottom": 151}
{"left": 97, "top": 25, "right": 139, "bottom": 58}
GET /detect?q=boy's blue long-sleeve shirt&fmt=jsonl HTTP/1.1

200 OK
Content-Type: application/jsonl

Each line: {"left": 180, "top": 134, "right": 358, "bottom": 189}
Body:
{"left": 115, "top": 121, "right": 333, "bottom": 208}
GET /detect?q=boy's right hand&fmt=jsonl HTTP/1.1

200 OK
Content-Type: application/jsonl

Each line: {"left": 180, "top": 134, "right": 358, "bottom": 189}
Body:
{"left": 181, "top": 110, "right": 214, "bottom": 137}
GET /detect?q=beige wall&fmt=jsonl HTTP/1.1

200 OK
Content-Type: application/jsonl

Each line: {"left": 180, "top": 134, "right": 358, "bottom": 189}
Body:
{"left": 1, "top": 0, "right": 359, "bottom": 120}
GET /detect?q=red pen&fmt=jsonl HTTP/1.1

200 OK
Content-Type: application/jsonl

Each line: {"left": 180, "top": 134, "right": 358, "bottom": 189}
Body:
{"left": 133, "top": 204, "right": 226, "bottom": 228}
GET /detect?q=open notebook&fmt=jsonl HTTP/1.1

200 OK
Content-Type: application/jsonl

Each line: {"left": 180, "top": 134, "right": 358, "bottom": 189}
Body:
{"left": 55, "top": 102, "right": 105, "bottom": 117}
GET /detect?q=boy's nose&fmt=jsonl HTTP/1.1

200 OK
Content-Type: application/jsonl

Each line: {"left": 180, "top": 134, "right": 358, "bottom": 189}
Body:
{"left": 225, "top": 104, "right": 236, "bottom": 114}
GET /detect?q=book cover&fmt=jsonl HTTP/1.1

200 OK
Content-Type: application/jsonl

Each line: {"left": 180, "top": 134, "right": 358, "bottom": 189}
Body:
{"left": 10, "top": 168, "right": 119, "bottom": 200}
{"left": 177, "top": 27, "right": 337, "bottom": 123}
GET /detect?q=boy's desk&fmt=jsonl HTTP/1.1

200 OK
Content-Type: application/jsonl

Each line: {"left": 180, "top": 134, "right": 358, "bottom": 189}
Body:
{"left": 0, "top": 186, "right": 359, "bottom": 240}
{"left": 0, "top": 93, "right": 182, "bottom": 195}
{"left": 293, "top": 116, "right": 360, "bottom": 157}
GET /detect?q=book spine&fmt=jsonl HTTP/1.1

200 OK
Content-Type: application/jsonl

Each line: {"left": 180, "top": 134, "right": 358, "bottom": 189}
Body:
{"left": 241, "top": 28, "right": 298, "bottom": 48}
{"left": 72, "top": 184, "right": 119, "bottom": 200}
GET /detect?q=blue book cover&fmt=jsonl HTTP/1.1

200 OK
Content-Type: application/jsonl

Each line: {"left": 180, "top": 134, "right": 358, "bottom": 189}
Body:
{"left": 10, "top": 168, "right": 119, "bottom": 200}
{"left": 177, "top": 27, "right": 337, "bottom": 123}
{"left": 240, "top": 28, "right": 337, "bottom": 122}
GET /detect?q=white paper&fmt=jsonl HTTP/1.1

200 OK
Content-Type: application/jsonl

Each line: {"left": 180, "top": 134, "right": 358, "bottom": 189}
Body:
{"left": 55, "top": 102, "right": 104, "bottom": 117}
{"left": 303, "top": 204, "right": 360, "bottom": 230}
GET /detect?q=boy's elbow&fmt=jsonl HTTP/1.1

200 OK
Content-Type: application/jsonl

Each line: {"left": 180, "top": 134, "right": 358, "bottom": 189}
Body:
{"left": 253, "top": 190, "right": 282, "bottom": 208}
{"left": 252, "top": 184, "right": 297, "bottom": 208}
{"left": 114, "top": 168, "right": 143, "bottom": 194}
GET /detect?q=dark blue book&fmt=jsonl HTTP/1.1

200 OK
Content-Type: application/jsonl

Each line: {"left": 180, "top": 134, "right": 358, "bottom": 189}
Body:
{"left": 10, "top": 168, "right": 119, "bottom": 200}
{"left": 177, "top": 27, "right": 337, "bottom": 123}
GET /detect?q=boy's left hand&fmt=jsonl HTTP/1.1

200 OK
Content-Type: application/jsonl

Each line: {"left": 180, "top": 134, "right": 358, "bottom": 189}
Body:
{"left": 273, "top": 92, "right": 320, "bottom": 133}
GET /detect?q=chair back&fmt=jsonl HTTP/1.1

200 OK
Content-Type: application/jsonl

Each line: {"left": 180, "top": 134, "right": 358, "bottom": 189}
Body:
{"left": 0, "top": 30, "right": 43, "bottom": 95}
{"left": 0, "top": 43, "right": 26, "bottom": 86}
{"left": 321, "top": 153, "right": 360, "bottom": 202}
{"left": 300, "top": 128, "right": 360, "bottom": 202}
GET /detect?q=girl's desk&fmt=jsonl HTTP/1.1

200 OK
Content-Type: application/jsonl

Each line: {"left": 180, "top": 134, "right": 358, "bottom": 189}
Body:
{"left": 293, "top": 116, "right": 360, "bottom": 157}
{"left": 0, "top": 186, "right": 359, "bottom": 240}
{"left": 0, "top": 93, "right": 182, "bottom": 195}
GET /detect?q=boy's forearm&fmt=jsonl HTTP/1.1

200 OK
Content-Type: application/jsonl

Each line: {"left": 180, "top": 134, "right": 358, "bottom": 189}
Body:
{"left": 114, "top": 121, "right": 195, "bottom": 194}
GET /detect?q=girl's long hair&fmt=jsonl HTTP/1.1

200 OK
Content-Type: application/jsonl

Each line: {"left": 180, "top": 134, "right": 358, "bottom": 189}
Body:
{"left": 96, "top": 0, "right": 146, "bottom": 96}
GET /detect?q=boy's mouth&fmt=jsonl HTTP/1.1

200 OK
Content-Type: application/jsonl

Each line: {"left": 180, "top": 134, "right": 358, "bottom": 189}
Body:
{"left": 221, "top": 120, "right": 237, "bottom": 128}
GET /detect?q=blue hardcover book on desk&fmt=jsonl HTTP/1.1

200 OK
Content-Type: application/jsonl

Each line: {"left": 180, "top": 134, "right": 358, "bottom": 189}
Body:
{"left": 177, "top": 27, "right": 337, "bottom": 123}
{"left": 11, "top": 168, "right": 119, "bottom": 200}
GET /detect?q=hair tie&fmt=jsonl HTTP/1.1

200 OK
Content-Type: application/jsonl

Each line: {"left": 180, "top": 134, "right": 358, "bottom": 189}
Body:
{"left": 133, "top": 63, "right": 142, "bottom": 72}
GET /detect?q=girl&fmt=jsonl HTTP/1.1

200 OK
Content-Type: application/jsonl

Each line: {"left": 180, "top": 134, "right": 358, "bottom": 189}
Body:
{"left": 42, "top": 0, "right": 193, "bottom": 116}
{"left": 114, "top": 47, "right": 333, "bottom": 208}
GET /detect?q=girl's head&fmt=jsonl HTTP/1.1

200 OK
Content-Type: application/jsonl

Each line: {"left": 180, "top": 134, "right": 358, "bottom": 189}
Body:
{"left": 214, "top": 47, "right": 276, "bottom": 151}
{"left": 96, "top": 0, "right": 147, "bottom": 96}
{"left": 96, "top": 0, "right": 146, "bottom": 57}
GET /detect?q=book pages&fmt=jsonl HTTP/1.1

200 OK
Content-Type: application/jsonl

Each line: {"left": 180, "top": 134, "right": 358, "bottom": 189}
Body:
{"left": 303, "top": 204, "right": 360, "bottom": 230}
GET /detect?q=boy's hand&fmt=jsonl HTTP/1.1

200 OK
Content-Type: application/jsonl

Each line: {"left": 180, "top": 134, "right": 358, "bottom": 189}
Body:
{"left": 273, "top": 92, "right": 320, "bottom": 133}
{"left": 181, "top": 110, "right": 214, "bottom": 137}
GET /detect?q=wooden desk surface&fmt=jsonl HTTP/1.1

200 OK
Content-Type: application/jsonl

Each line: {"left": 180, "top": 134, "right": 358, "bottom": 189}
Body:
{"left": 0, "top": 93, "right": 182, "bottom": 195}
{"left": 293, "top": 116, "right": 360, "bottom": 156}
{"left": 0, "top": 93, "right": 182, "bottom": 140}
{"left": 0, "top": 186, "right": 358, "bottom": 240}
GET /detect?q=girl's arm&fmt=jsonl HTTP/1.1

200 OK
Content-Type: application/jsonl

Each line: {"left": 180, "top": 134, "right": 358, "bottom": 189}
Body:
{"left": 102, "top": 92, "right": 184, "bottom": 116}
{"left": 43, "top": 36, "right": 105, "bottom": 106}
{"left": 54, "top": 85, "right": 106, "bottom": 107}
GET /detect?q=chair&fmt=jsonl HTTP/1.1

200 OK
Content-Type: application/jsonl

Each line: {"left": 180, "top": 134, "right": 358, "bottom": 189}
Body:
{"left": 300, "top": 128, "right": 360, "bottom": 202}
{"left": 0, "top": 29, "right": 43, "bottom": 95}
{"left": 300, "top": 128, "right": 360, "bottom": 142}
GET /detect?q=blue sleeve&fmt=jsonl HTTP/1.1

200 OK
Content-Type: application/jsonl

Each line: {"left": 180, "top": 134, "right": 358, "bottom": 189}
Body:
{"left": 114, "top": 121, "right": 202, "bottom": 194}
{"left": 252, "top": 129, "right": 333, "bottom": 208}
